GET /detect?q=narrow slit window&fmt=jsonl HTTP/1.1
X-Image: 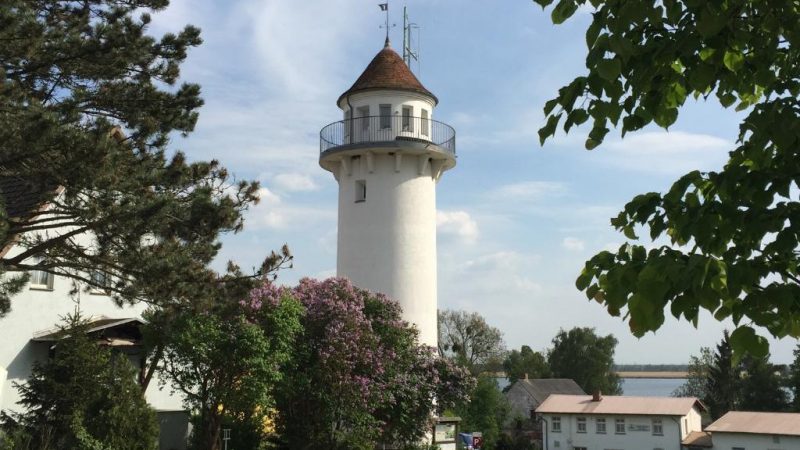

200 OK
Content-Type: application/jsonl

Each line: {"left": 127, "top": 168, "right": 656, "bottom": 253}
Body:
{"left": 421, "top": 109, "right": 429, "bottom": 136}
{"left": 355, "top": 180, "right": 366, "bottom": 203}
{"left": 402, "top": 105, "right": 413, "bottom": 132}
{"left": 379, "top": 104, "right": 391, "bottom": 129}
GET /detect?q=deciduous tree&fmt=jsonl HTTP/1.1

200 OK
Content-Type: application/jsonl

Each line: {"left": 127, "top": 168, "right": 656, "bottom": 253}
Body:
{"left": 438, "top": 309, "right": 506, "bottom": 373}
{"left": 535, "top": 0, "right": 800, "bottom": 357}
{"left": 788, "top": 344, "right": 800, "bottom": 411}
{"left": 672, "top": 347, "right": 713, "bottom": 399}
{"left": 151, "top": 290, "right": 303, "bottom": 450}
{"left": 0, "top": 0, "right": 266, "bottom": 316}
{"left": 503, "top": 345, "right": 551, "bottom": 385}
{"left": 547, "top": 327, "right": 622, "bottom": 395}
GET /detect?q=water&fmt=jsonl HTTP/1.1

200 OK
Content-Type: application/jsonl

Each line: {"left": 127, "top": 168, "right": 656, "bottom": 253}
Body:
{"left": 621, "top": 378, "right": 685, "bottom": 397}
{"left": 494, "top": 378, "right": 686, "bottom": 397}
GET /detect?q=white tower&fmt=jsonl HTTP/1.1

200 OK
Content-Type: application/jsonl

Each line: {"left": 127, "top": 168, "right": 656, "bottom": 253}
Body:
{"left": 319, "top": 40, "right": 456, "bottom": 347}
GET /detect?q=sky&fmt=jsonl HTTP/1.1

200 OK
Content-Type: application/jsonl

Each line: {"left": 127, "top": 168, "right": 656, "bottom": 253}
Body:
{"left": 147, "top": 0, "right": 798, "bottom": 364}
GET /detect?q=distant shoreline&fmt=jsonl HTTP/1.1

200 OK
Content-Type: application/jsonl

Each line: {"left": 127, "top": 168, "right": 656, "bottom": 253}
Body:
{"left": 616, "top": 371, "right": 688, "bottom": 379}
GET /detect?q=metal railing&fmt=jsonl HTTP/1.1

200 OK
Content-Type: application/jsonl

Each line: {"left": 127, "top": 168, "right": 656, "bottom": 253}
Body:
{"left": 320, "top": 115, "right": 456, "bottom": 155}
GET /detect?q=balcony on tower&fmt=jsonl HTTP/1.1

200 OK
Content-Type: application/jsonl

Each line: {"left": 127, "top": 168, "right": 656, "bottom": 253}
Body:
{"left": 319, "top": 113, "right": 456, "bottom": 156}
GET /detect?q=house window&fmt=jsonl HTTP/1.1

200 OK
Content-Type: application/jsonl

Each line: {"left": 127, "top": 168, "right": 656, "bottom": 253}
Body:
{"left": 551, "top": 416, "right": 561, "bottom": 433}
{"left": 615, "top": 418, "right": 625, "bottom": 434}
{"left": 573, "top": 447, "right": 587, "bottom": 450}
{"left": 29, "top": 256, "right": 54, "bottom": 290}
{"left": 90, "top": 270, "right": 110, "bottom": 294}
{"left": 731, "top": 447, "right": 745, "bottom": 450}
{"left": 553, "top": 441, "right": 560, "bottom": 448}
{"left": 576, "top": 417, "right": 586, "bottom": 433}
{"left": 421, "top": 109, "right": 429, "bottom": 136}
{"left": 596, "top": 418, "right": 606, "bottom": 434}
{"left": 356, "top": 106, "right": 370, "bottom": 131}
{"left": 773, "top": 435, "right": 781, "bottom": 444}
{"left": 379, "top": 104, "right": 391, "bottom": 129}
{"left": 401, "top": 105, "right": 413, "bottom": 132}
{"left": 652, "top": 418, "right": 663, "bottom": 436}
{"left": 355, "top": 180, "right": 366, "bottom": 203}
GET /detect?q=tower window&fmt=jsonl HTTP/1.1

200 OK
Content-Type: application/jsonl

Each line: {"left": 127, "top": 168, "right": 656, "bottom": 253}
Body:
{"left": 355, "top": 180, "right": 366, "bottom": 203}
{"left": 357, "top": 106, "right": 370, "bottom": 131}
{"left": 421, "top": 109, "right": 429, "bottom": 136}
{"left": 402, "top": 105, "right": 413, "bottom": 132}
{"left": 379, "top": 104, "right": 391, "bottom": 129}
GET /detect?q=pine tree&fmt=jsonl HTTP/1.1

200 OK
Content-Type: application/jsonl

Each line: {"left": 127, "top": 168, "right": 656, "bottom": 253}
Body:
{"left": 706, "top": 332, "right": 739, "bottom": 420}
{"left": 0, "top": 0, "right": 267, "bottom": 315}
{"left": 789, "top": 344, "right": 800, "bottom": 412}
{"left": 9, "top": 313, "right": 159, "bottom": 449}
{"left": 738, "top": 354, "right": 789, "bottom": 412}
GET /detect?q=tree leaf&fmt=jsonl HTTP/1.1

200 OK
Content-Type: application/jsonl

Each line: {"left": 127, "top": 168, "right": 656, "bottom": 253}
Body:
{"left": 596, "top": 58, "right": 622, "bottom": 81}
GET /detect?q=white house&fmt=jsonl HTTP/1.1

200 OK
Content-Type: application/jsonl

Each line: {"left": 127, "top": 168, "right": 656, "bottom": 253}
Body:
{"left": 535, "top": 393, "right": 705, "bottom": 450}
{"left": 703, "top": 411, "right": 800, "bottom": 450}
{"left": 0, "top": 177, "right": 187, "bottom": 449}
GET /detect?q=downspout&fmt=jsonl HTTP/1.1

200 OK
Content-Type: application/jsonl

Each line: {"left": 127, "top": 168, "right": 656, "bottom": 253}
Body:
{"left": 346, "top": 94, "right": 354, "bottom": 144}
{"left": 540, "top": 416, "right": 549, "bottom": 450}
{"left": 669, "top": 416, "right": 681, "bottom": 449}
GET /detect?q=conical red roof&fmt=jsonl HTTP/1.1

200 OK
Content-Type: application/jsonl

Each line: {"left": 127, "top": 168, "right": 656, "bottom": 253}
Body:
{"left": 337, "top": 41, "right": 437, "bottom": 106}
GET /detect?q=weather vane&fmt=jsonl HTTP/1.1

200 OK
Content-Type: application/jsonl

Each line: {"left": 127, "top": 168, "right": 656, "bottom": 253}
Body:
{"left": 378, "top": 2, "right": 395, "bottom": 44}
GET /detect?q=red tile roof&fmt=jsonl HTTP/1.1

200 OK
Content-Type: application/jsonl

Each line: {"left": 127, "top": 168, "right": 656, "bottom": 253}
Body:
{"left": 337, "top": 40, "right": 437, "bottom": 106}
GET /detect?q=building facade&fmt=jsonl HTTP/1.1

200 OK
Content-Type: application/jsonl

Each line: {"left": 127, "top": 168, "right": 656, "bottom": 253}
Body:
{"left": 704, "top": 411, "right": 800, "bottom": 450}
{"left": 536, "top": 394, "right": 705, "bottom": 450}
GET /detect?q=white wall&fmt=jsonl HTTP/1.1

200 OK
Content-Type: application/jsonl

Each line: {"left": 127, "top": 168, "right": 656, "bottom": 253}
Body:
{"left": 711, "top": 432, "right": 800, "bottom": 450}
{"left": 540, "top": 412, "right": 698, "bottom": 450}
{"left": 0, "top": 245, "right": 183, "bottom": 414}
{"left": 335, "top": 151, "right": 439, "bottom": 347}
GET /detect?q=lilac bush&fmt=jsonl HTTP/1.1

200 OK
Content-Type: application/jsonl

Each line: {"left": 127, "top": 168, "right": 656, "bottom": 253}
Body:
{"left": 245, "top": 278, "right": 474, "bottom": 449}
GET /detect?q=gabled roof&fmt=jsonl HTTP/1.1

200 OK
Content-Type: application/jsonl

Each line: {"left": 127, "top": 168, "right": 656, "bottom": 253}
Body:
{"left": 337, "top": 40, "right": 437, "bottom": 106}
{"left": 706, "top": 411, "right": 800, "bottom": 436}
{"left": 682, "top": 431, "right": 713, "bottom": 448}
{"left": 536, "top": 394, "right": 705, "bottom": 416}
{"left": 32, "top": 317, "right": 144, "bottom": 347}
{"left": 512, "top": 379, "right": 586, "bottom": 405}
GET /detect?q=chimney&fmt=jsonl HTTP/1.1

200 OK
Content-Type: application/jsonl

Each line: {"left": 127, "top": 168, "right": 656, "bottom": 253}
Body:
{"left": 592, "top": 391, "right": 603, "bottom": 402}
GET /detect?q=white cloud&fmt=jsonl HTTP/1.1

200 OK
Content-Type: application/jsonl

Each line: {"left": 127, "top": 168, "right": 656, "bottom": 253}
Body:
{"left": 437, "top": 210, "right": 479, "bottom": 243}
{"left": 562, "top": 237, "right": 585, "bottom": 252}
{"left": 490, "top": 181, "right": 567, "bottom": 200}
{"left": 601, "top": 131, "right": 731, "bottom": 175}
{"left": 272, "top": 173, "right": 318, "bottom": 192}
{"left": 245, "top": 187, "right": 334, "bottom": 230}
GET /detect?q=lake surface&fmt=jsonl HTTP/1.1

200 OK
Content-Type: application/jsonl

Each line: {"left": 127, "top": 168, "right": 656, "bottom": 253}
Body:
{"left": 621, "top": 377, "right": 684, "bottom": 397}
{"left": 495, "top": 377, "right": 686, "bottom": 397}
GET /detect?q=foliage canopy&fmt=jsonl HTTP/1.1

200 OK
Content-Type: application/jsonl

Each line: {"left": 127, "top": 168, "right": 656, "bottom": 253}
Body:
{"left": 535, "top": 0, "right": 800, "bottom": 357}
{"left": 0, "top": 0, "right": 273, "bottom": 316}
{"left": 547, "top": 327, "right": 622, "bottom": 395}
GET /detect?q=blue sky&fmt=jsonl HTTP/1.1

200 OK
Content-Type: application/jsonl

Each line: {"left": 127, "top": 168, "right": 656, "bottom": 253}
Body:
{"left": 148, "top": 0, "right": 797, "bottom": 364}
